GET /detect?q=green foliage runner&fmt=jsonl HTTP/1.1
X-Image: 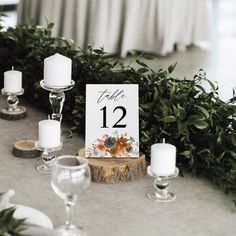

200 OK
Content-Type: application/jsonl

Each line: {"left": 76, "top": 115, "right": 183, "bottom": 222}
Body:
{"left": 0, "top": 20, "right": 236, "bottom": 196}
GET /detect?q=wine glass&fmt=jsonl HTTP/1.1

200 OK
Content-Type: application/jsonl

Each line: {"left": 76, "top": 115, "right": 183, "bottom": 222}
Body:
{"left": 51, "top": 155, "right": 91, "bottom": 236}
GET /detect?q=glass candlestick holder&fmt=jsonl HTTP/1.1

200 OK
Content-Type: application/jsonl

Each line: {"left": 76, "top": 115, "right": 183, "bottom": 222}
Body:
{"left": 1, "top": 88, "right": 24, "bottom": 112}
{"left": 40, "top": 80, "right": 75, "bottom": 142}
{"left": 35, "top": 141, "right": 63, "bottom": 174}
{"left": 147, "top": 166, "right": 179, "bottom": 202}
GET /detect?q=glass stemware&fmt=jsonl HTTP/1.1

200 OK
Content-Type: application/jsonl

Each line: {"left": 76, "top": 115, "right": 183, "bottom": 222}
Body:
{"left": 51, "top": 155, "right": 91, "bottom": 236}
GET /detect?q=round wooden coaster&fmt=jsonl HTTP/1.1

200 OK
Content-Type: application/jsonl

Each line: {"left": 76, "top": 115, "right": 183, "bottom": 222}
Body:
{"left": 0, "top": 106, "right": 27, "bottom": 120}
{"left": 13, "top": 140, "right": 40, "bottom": 158}
{"left": 77, "top": 149, "right": 147, "bottom": 184}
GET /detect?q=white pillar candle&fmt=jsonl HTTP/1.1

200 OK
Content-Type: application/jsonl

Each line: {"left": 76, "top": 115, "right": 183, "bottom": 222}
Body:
{"left": 44, "top": 53, "right": 72, "bottom": 87}
{"left": 38, "top": 120, "right": 61, "bottom": 148}
{"left": 150, "top": 141, "right": 176, "bottom": 176}
{"left": 4, "top": 67, "right": 22, "bottom": 93}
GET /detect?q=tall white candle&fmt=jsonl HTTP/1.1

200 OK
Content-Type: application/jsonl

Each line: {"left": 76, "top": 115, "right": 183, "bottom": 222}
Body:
{"left": 44, "top": 53, "right": 72, "bottom": 87}
{"left": 150, "top": 141, "right": 176, "bottom": 176}
{"left": 38, "top": 120, "right": 61, "bottom": 148}
{"left": 4, "top": 67, "right": 22, "bottom": 93}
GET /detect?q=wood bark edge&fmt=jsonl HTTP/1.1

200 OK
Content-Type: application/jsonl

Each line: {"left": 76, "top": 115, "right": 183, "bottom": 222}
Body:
{"left": 13, "top": 140, "right": 40, "bottom": 158}
{"left": 77, "top": 148, "right": 147, "bottom": 183}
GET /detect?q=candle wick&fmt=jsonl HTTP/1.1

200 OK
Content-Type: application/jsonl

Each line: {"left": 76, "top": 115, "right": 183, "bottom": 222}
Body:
{"left": 12, "top": 66, "right": 14, "bottom": 71}
{"left": 162, "top": 138, "right": 165, "bottom": 143}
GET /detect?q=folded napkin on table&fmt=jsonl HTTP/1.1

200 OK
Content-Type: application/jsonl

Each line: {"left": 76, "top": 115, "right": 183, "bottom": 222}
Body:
{"left": 0, "top": 189, "right": 56, "bottom": 236}
{"left": 0, "top": 189, "right": 15, "bottom": 211}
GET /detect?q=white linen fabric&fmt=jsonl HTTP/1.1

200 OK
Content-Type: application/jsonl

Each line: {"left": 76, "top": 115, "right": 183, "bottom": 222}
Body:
{"left": 17, "top": 0, "right": 209, "bottom": 56}
{"left": 0, "top": 189, "right": 15, "bottom": 211}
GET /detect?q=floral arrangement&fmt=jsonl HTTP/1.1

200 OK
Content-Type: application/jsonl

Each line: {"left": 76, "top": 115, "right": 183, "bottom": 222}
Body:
{"left": 86, "top": 132, "right": 139, "bottom": 158}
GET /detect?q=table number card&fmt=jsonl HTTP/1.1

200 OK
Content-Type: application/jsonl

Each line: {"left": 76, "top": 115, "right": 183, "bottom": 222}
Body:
{"left": 85, "top": 84, "right": 139, "bottom": 158}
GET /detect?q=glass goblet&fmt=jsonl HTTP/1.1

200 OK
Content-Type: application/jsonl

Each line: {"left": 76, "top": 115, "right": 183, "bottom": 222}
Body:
{"left": 51, "top": 155, "right": 91, "bottom": 236}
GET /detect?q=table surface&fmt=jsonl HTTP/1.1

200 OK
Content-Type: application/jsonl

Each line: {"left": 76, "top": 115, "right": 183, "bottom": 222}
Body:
{"left": 0, "top": 96, "right": 236, "bottom": 236}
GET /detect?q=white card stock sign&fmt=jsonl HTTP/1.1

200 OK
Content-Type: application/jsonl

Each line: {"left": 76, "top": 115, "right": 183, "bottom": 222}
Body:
{"left": 85, "top": 84, "right": 139, "bottom": 158}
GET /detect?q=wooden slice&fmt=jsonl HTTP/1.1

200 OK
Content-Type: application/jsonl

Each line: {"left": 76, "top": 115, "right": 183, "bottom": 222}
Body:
{"left": 0, "top": 106, "right": 27, "bottom": 120}
{"left": 77, "top": 149, "right": 147, "bottom": 183}
{"left": 13, "top": 140, "right": 40, "bottom": 158}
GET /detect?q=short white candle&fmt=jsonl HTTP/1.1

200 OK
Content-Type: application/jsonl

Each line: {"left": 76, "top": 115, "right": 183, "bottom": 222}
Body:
{"left": 4, "top": 67, "right": 22, "bottom": 93}
{"left": 44, "top": 53, "right": 72, "bottom": 87}
{"left": 38, "top": 120, "right": 61, "bottom": 148}
{"left": 150, "top": 141, "right": 176, "bottom": 176}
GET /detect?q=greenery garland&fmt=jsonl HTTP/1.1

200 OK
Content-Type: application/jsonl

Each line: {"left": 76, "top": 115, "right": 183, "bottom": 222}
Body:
{"left": 0, "top": 19, "right": 236, "bottom": 195}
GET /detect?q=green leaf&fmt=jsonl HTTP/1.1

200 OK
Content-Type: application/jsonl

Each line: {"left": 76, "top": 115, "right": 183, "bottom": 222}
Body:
{"left": 158, "top": 70, "right": 167, "bottom": 78}
{"left": 137, "top": 68, "right": 149, "bottom": 74}
{"left": 93, "top": 49, "right": 103, "bottom": 54}
{"left": 178, "top": 121, "right": 188, "bottom": 135}
{"left": 47, "top": 23, "right": 54, "bottom": 30}
{"left": 197, "top": 106, "right": 210, "bottom": 119}
{"left": 188, "top": 114, "right": 205, "bottom": 122}
{"left": 153, "top": 87, "right": 159, "bottom": 100}
{"left": 72, "top": 109, "right": 78, "bottom": 115}
{"left": 192, "top": 120, "right": 208, "bottom": 129}
{"left": 197, "top": 148, "right": 211, "bottom": 155}
{"left": 136, "top": 59, "right": 148, "bottom": 68}
{"left": 195, "top": 84, "right": 206, "bottom": 93}
{"left": 161, "top": 116, "right": 176, "bottom": 123}
{"left": 179, "top": 150, "right": 192, "bottom": 157}
{"left": 143, "top": 54, "right": 154, "bottom": 60}
{"left": 127, "top": 50, "right": 138, "bottom": 56}
{"left": 168, "top": 62, "right": 177, "bottom": 74}
{"left": 177, "top": 105, "right": 186, "bottom": 120}
{"left": 231, "top": 135, "right": 236, "bottom": 147}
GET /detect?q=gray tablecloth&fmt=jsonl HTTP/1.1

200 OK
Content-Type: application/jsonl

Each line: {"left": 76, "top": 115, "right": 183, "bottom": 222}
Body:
{"left": 0, "top": 94, "right": 236, "bottom": 236}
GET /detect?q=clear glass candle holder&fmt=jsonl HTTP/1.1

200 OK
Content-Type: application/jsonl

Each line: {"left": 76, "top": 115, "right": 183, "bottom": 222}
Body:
{"left": 1, "top": 88, "right": 24, "bottom": 112}
{"left": 40, "top": 80, "right": 75, "bottom": 142}
{"left": 35, "top": 141, "right": 63, "bottom": 174}
{"left": 147, "top": 166, "right": 179, "bottom": 202}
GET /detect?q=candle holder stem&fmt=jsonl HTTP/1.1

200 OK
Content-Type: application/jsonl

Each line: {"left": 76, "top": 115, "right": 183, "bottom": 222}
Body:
{"left": 1, "top": 89, "right": 24, "bottom": 112}
{"left": 35, "top": 141, "right": 62, "bottom": 174}
{"left": 147, "top": 166, "right": 179, "bottom": 202}
{"left": 149, "top": 178, "right": 173, "bottom": 201}
{"left": 1, "top": 89, "right": 27, "bottom": 120}
{"left": 40, "top": 80, "right": 75, "bottom": 142}
{"left": 49, "top": 91, "right": 65, "bottom": 122}
{"left": 7, "top": 94, "right": 20, "bottom": 112}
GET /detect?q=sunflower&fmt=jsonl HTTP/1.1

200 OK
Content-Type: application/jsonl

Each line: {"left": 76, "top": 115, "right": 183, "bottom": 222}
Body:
{"left": 116, "top": 136, "right": 129, "bottom": 149}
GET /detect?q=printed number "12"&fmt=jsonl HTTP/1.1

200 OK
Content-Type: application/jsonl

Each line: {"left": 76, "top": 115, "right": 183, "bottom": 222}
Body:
{"left": 100, "top": 106, "right": 127, "bottom": 128}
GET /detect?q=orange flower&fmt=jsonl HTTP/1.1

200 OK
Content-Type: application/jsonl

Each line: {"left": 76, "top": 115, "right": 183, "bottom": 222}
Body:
{"left": 109, "top": 144, "right": 126, "bottom": 156}
{"left": 97, "top": 143, "right": 105, "bottom": 151}
{"left": 116, "top": 147, "right": 125, "bottom": 155}
{"left": 116, "top": 137, "right": 129, "bottom": 149}
{"left": 110, "top": 146, "right": 118, "bottom": 155}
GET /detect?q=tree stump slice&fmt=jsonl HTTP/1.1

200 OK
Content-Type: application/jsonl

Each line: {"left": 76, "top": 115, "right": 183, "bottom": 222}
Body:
{"left": 0, "top": 106, "right": 27, "bottom": 120}
{"left": 13, "top": 140, "right": 40, "bottom": 158}
{"left": 77, "top": 149, "right": 147, "bottom": 183}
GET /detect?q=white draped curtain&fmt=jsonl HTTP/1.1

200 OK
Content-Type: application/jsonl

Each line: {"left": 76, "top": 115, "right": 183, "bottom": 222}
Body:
{"left": 17, "top": 0, "right": 209, "bottom": 56}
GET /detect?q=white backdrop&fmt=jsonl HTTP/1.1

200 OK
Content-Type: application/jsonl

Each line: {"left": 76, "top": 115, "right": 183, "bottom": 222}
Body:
{"left": 18, "top": 0, "right": 209, "bottom": 56}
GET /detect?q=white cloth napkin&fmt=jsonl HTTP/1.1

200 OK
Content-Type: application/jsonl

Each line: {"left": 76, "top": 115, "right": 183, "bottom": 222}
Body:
{"left": 0, "top": 189, "right": 15, "bottom": 211}
{"left": 0, "top": 189, "right": 55, "bottom": 235}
